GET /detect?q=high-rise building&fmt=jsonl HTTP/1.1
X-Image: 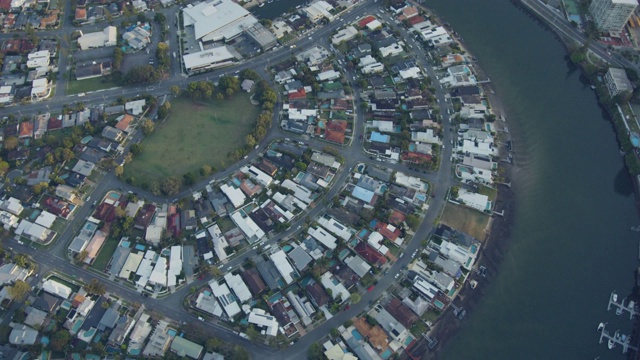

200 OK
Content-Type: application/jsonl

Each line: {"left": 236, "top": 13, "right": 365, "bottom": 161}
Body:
{"left": 589, "top": 0, "right": 638, "bottom": 35}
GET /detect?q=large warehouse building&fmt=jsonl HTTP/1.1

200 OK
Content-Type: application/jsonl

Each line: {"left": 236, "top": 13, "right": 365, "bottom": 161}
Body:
{"left": 183, "top": 45, "right": 240, "bottom": 74}
{"left": 182, "top": 0, "right": 258, "bottom": 43}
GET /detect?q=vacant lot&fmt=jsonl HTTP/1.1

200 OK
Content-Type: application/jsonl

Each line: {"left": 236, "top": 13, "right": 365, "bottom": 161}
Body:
{"left": 440, "top": 203, "right": 490, "bottom": 240}
{"left": 124, "top": 94, "right": 259, "bottom": 185}
{"left": 92, "top": 237, "right": 119, "bottom": 271}
{"left": 66, "top": 77, "right": 119, "bottom": 95}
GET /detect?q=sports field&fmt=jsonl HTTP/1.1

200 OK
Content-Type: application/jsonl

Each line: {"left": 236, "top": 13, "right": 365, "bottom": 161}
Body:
{"left": 124, "top": 94, "right": 259, "bottom": 185}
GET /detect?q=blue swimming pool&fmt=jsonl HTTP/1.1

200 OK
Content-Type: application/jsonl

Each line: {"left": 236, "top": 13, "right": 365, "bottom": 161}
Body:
{"left": 434, "top": 300, "right": 445, "bottom": 309}
{"left": 381, "top": 348, "right": 393, "bottom": 359}
{"left": 135, "top": 244, "right": 145, "bottom": 251}
{"left": 351, "top": 329, "right": 363, "bottom": 340}
{"left": 167, "top": 329, "right": 177, "bottom": 337}
{"left": 107, "top": 192, "right": 120, "bottom": 200}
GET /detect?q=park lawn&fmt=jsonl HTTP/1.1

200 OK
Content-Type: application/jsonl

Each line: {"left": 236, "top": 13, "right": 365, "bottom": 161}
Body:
{"left": 124, "top": 94, "right": 260, "bottom": 185}
{"left": 66, "top": 77, "right": 119, "bottom": 95}
{"left": 92, "top": 238, "right": 119, "bottom": 271}
{"left": 440, "top": 203, "right": 490, "bottom": 241}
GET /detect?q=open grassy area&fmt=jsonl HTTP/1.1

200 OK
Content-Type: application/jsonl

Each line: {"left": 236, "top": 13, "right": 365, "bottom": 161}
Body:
{"left": 92, "top": 238, "right": 119, "bottom": 271}
{"left": 66, "top": 77, "right": 119, "bottom": 95}
{"left": 440, "top": 203, "right": 490, "bottom": 240}
{"left": 124, "top": 94, "right": 260, "bottom": 185}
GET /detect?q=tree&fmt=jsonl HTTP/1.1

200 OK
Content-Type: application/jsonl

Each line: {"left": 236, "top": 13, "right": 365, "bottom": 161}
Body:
{"left": 130, "top": 143, "right": 143, "bottom": 155}
{"left": 245, "top": 134, "right": 257, "bottom": 147}
{"left": 170, "top": 85, "right": 181, "bottom": 97}
{"left": 50, "top": 330, "right": 70, "bottom": 351}
{"left": 350, "top": 293, "right": 361, "bottom": 304}
{"left": 32, "top": 182, "right": 49, "bottom": 195}
{"left": 208, "top": 265, "right": 222, "bottom": 277}
{"left": 4, "top": 136, "right": 17, "bottom": 150}
{"left": 240, "top": 69, "right": 260, "bottom": 81}
{"left": 141, "top": 119, "right": 155, "bottom": 135}
{"left": 114, "top": 166, "right": 124, "bottom": 177}
{"left": 0, "top": 160, "right": 8, "bottom": 173}
{"left": 405, "top": 214, "right": 420, "bottom": 231}
{"left": 44, "top": 153, "right": 55, "bottom": 165}
{"left": 8, "top": 280, "right": 30, "bottom": 302}
{"left": 153, "top": 12, "right": 166, "bottom": 24}
{"left": 205, "top": 338, "right": 223, "bottom": 352}
{"left": 161, "top": 177, "right": 181, "bottom": 195}
{"left": 85, "top": 279, "right": 106, "bottom": 296}
{"left": 183, "top": 172, "right": 196, "bottom": 185}
{"left": 308, "top": 343, "right": 325, "bottom": 360}
{"left": 330, "top": 328, "right": 340, "bottom": 338}
{"left": 113, "top": 47, "right": 124, "bottom": 70}
{"left": 246, "top": 325, "right": 260, "bottom": 341}
{"left": 75, "top": 250, "right": 88, "bottom": 263}
{"left": 200, "top": 164, "right": 212, "bottom": 176}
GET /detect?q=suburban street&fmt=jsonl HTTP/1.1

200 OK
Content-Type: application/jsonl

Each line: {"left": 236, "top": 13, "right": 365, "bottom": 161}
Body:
{"left": 1, "top": 0, "right": 602, "bottom": 357}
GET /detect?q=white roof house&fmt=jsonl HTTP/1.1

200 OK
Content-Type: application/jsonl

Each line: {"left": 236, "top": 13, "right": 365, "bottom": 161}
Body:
{"left": 361, "top": 63, "right": 384, "bottom": 74}
{"left": 399, "top": 67, "right": 422, "bottom": 79}
{"left": 35, "top": 211, "right": 56, "bottom": 228}
{"left": 31, "top": 78, "right": 49, "bottom": 99}
{"left": 304, "top": 0, "right": 335, "bottom": 22}
{"left": 0, "top": 263, "right": 30, "bottom": 285}
{"left": 366, "top": 19, "right": 382, "bottom": 30}
{"left": 168, "top": 246, "right": 182, "bottom": 287}
{"left": 320, "top": 272, "right": 349, "bottom": 303}
{"left": 15, "top": 220, "right": 51, "bottom": 243}
{"left": 332, "top": 26, "right": 358, "bottom": 45}
{"left": 457, "top": 189, "right": 491, "bottom": 212}
{"left": 317, "top": 216, "right": 352, "bottom": 241}
{"left": 196, "top": 292, "right": 223, "bottom": 317}
{"left": 119, "top": 252, "right": 143, "bottom": 279}
{"left": 230, "top": 211, "right": 265, "bottom": 243}
{"left": 282, "top": 179, "right": 314, "bottom": 204}
{"left": 0, "top": 197, "right": 23, "bottom": 216}
{"left": 247, "top": 308, "right": 279, "bottom": 336}
{"left": 411, "top": 129, "right": 441, "bottom": 145}
{"left": 148, "top": 257, "right": 167, "bottom": 287}
{"left": 461, "top": 139, "right": 496, "bottom": 157}
{"left": 0, "top": 211, "right": 18, "bottom": 229}
{"left": 344, "top": 256, "right": 371, "bottom": 278}
{"left": 380, "top": 42, "right": 404, "bottom": 57}
{"left": 26, "top": 50, "right": 50, "bottom": 69}
{"left": 307, "top": 226, "right": 337, "bottom": 250}
{"left": 78, "top": 26, "right": 117, "bottom": 50}
{"left": 207, "top": 224, "right": 229, "bottom": 262}
{"left": 223, "top": 273, "right": 252, "bottom": 303}
{"left": 182, "top": 0, "right": 258, "bottom": 42}
{"left": 245, "top": 166, "right": 273, "bottom": 187}
{"left": 145, "top": 225, "right": 163, "bottom": 246}
{"left": 220, "top": 183, "right": 246, "bottom": 208}
{"left": 209, "top": 280, "right": 241, "bottom": 319}
{"left": 394, "top": 172, "right": 429, "bottom": 192}
{"left": 270, "top": 250, "right": 296, "bottom": 285}
{"left": 317, "top": 70, "right": 341, "bottom": 82}
{"left": 42, "top": 279, "right": 72, "bottom": 299}
{"left": 125, "top": 99, "right": 146, "bottom": 116}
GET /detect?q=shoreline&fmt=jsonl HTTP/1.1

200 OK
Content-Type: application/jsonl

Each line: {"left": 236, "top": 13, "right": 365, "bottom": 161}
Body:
{"left": 408, "top": 2, "right": 519, "bottom": 355}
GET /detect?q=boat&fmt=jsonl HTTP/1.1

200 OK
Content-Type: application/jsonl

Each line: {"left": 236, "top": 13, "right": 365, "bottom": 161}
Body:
{"left": 613, "top": 293, "right": 618, "bottom": 302}
{"left": 597, "top": 322, "right": 605, "bottom": 332}
{"left": 259, "top": 2, "right": 264, "bottom": 6}
{"left": 608, "top": 338, "right": 615, "bottom": 349}
{"left": 616, "top": 306, "right": 623, "bottom": 315}
{"left": 591, "top": 85, "right": 596, "bottom": 90}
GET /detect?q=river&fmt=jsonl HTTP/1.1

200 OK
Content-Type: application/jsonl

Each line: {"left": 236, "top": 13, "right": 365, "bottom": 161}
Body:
{"left": 419, "top": 0, "right": 640, "bottom": 359}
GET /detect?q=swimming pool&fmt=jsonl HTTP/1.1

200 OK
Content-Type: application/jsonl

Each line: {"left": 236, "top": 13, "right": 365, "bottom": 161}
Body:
{"left": 167, "top": 329, "right": 178, "bottom": 337}
{"left": 135, "top": 244, "right": 146, "bottom": 251}
{"left": 351, "top": 329, "right": 363, "bottom": 340}
{"left": 107, "top": 192, "right": 120, "bottom": 200}
{"left": 282, "top": 245, "right": 293, "bottom": 252}
{"left": 381, "top": 348, "right": 393, "bottom": 359}
{"left": 433, "top": 300, "right": 445, "bottom": 309}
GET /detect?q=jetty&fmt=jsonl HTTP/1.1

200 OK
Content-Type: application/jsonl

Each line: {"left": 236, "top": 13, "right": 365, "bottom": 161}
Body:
{"left": 599, "top": 324, "right": 637, "bottom": 354}
{"left": 607, "top": 291, "right": 639, "bottom": 320}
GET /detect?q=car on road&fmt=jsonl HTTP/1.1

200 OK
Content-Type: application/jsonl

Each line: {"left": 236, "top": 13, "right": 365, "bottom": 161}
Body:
{"left": 367, "top": 286, "right": 375, "bottom": 292}
{"left": 395, "top": 273, "right": 400, "bottom": 279}
{"left": 198, "top": 316, "right": 204, "bottom": 321}
{"left": 254, "top": 144, "right": 259, "bottom": 149}
{"left": 16, "top": 240, "right": 24, "bottom": 245}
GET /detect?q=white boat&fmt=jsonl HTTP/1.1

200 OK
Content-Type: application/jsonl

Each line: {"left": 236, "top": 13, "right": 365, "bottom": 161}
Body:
{"left": 597, "top": 322, "right": 604, "bottom": 332}
{"left": 613, "top": 293, "right": 618, "bottom": 302}
{"left": 608, "top": 338, "right": 615, "bottom": 349}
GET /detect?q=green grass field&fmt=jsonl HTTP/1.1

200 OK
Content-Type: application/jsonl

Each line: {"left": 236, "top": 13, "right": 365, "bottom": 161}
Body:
{"left": 92, "top": 238, "right": 119, "bottom": 271}
{"left": 66, "top": 77, "right": 119, "bottom": 95}
{"left": 440, "top": 203, "right": 490, "bottom": 240}
{"left": 124, "top": 94, "right": 260, "bottom": 185}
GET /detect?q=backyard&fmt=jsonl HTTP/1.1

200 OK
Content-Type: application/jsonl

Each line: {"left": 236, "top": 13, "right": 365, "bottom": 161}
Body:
{"left": 124, "top": 94, "right": 260, "bottom": 185}
{"left": 91, "top": 237, "right": 120, "bottom": 271}
{"left": 440, "top": 203, "right": 490, "bottom": 240}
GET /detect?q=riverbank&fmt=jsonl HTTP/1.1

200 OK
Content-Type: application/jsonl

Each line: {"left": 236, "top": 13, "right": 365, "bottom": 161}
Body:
{"left": 407, "top": 1, "right": 519, "bottom": 354}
